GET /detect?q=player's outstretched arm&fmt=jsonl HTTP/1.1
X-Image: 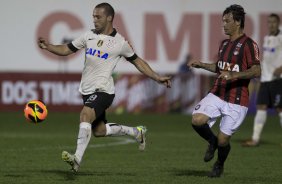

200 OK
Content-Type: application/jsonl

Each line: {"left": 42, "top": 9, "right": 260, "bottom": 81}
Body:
{"left": 187, "top": 60, "right": 217, "bottom": 73}
{"left": 130, "top": 57, "right": 171, "bottom": 88}
{"left": 38, "top": 37, "right": 74, "bottom": 56}
{"left": 218, "top": 65, "right": 261, "bottom": 80}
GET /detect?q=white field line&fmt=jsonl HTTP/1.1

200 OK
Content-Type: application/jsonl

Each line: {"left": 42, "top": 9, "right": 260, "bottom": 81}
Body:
{"left": 1, "top": 136, "right": 136, "bottom": 151}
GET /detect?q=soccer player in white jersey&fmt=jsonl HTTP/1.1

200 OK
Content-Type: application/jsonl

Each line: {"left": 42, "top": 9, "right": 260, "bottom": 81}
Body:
{"left": 242, "top": 14, "right": 282, "bottom": 147}
{"left": 38, "top": 3, "right": 171, "bottom": 172}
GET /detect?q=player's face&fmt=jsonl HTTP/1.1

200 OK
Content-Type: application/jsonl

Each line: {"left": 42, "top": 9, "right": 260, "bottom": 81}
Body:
{"left": 267, "top": 17, "right": 280, "bottom": 35}
{"left": 222, "top": 13, "right": 240, "bottom": 36}
{"left": 93, "top": 8, "right": 109, "bottom": 33}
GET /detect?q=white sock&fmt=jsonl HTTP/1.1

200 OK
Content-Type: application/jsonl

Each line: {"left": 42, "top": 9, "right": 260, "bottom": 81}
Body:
{"left": 105, "top": 123, "right": 138, "bottom": 137}
{"left": 252, "top": 110, "right": 267, "bottom": 142}
{"left": 74, "top": 122, "right": 92, "bottom": 163}
{"left": 279, "top": 112, "right": 282, "bottom": 128}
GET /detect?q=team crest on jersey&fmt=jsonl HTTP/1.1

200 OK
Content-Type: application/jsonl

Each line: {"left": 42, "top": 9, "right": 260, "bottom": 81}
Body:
{"left": 233, "top": 51, "right": 239, "bottom": 55}
{"left": 106, "top": 39, "right": 116, "bottom": 49}
{"left": 219, "top": 41, "right": 228, "bottom": 54}
{"left": 97, "top": 40, "right": 104, "bottom": 47}
{"left": 233, "top": 43, "right": 242, "bottom": 55}
{"left": 236, "top": 43, "right": 242, "bottom": 47}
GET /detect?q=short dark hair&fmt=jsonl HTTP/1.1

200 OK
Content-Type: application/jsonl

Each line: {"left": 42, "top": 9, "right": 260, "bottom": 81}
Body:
{"left": 269, "top": 13, "right": 280, "bottom": 23}
{"left": 223, "top": 4, "right": 246, "bottom": 29}
{"left": 95, "top": 3, "right": 115, "bottom": 21}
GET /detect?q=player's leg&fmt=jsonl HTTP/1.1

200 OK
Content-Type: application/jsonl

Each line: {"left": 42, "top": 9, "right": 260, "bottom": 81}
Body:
{"left": 62, "top": 105, "right": 96, "bottom": 172}
{"left": 208, "top": 131, "right": 230, "bottom": 178}
{"left": 106, "top": 123, "right": 139, "bottom": 137}
{"left": 74, "top": 106, "right": 96, "bottom": 162}
{"left": 62, "top": 92, "right": 114, "bottom": 172}
{"left": 274, "top": 79, "right": 282, "bottom": 127}
{"left": 91, "top": 113, "right": 139, "bottom": 138}
{"left": 278, "top": 108, "right": 282, "bottom": 128}
{"left": 192, "top": 113, "right": 218, "bottom": 162}
{"left": 209, "top": 103, "right": 248, "bottom": 177}
{"left": 191, "top": 93, "right": 221, "bottom": 162}
{"left": 92, "top": 115, "right": 147, "bottom": 151}
{"left": 250, "top": 105, "right": 267, "bottom": 145}
{"left": 105, "top": 123, "right": 147, "bottom": 151}
{"left": 242, "top": 82, "right": 269, "bottom": 147}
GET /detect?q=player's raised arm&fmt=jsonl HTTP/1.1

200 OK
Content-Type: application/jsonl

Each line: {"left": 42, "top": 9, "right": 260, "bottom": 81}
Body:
{"left": 130, "top": 57, "right": 172, "bottom": 88}
{"left": 38, "top": 37, "right": 74, "bottom": 56}
{"left": 188, "top": 60, "right": 217, "bottom": 73}
{"left": 120, "top": 39, "right": 171, "bottom": 88}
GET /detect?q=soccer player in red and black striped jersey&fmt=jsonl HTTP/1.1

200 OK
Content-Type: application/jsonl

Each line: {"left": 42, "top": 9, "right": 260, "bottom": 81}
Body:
{"left": 188, "top": 4, "right": 261, "bottom": 177}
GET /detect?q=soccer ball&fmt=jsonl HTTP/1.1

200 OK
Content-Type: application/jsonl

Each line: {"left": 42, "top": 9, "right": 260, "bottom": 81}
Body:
{"left": 24, "top": 100, "right": 48, "bottom": 123}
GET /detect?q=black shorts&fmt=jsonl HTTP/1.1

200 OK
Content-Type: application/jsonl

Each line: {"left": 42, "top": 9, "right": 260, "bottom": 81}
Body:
{"left": 256, "top": 79, "right": 282, "bottom": 108}
{"left": 82, "top": 92, "right": 115, "bottom": 124}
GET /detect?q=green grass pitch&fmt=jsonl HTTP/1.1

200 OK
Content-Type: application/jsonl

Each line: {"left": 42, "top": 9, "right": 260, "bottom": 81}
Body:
{"left": 0, "top": 112, "right": 281, "bottom": 184}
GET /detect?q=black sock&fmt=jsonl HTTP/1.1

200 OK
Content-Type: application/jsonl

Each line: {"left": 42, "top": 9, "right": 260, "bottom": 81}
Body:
{"left": 192, "top": 124, "right": 217, "bottom": 145}
{"left": 217, "top": 144, "right": 231, "bottom": 166}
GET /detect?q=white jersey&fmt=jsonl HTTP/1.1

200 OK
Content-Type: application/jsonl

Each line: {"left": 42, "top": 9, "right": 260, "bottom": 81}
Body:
{"left": 261, "top": 31, "right": 282, "bottom": 82}
{"left": 69, "top": 29, "right": 136, "bottom": 95}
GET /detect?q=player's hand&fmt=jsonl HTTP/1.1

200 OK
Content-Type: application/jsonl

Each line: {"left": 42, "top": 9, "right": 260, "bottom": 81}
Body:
{"left": 38, "top": 37, "right": 49, "bottom": 49}
{"left": 273, "top": 67, "right": 282, "bottom": 77}
{"left": 187, "top": 60, "right": 202, "bottom": 69}
{"left": 218, "top": 71, "right": 236, "bottom": 80}
{"left": 157, "top": 75, "right": 172, "bottom": 88}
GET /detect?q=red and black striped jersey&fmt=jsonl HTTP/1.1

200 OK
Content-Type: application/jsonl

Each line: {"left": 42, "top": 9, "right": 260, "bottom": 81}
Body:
{"left": 210, "top": 34, "right": 260, "bottom": 107}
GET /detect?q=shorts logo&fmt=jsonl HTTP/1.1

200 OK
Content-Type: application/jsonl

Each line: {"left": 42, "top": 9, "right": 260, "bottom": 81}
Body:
{"left": 86, "top": 94, "right": 97, "bottom": 104}
{"left": 195, "top": 104, "right": 201, "bottom": 110}
{"left": 274, "top": 95, "right": 281, "bottom": 107}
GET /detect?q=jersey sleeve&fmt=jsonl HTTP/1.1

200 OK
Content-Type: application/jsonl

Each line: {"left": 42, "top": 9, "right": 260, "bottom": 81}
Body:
{"left": 67, "top": 33, "right": 87, "bottom": 52}
{"left": 120, "top": 41, "right": 138, "bottom": 61}
{"left": 244, "top": 40, "right": 260, "bottom": 68}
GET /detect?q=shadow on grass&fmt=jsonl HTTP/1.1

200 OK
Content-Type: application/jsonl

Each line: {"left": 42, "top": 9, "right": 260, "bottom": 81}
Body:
{"left": 232, "top": 138, "right": 277, "bottom": 146}
{"left": 40, "top": 169, "right": 81, "bottom": 181}
{"left": 41, "top": 169, "right": 136, "bottom": 180}
{"left": 4, "top": 174, "right": 28, "bottom": 178}
{"left": 168, "top": 168, "right": 208, "bottom": 177}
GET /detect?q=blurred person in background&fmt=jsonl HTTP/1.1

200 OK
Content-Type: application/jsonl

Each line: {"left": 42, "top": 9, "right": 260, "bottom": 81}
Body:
{"left": 188, "top": 4, "right": 261, "bottom": 177}
{"left": 38, "top": 2, "right": 171, "bottom": 172}
{"left": 242, "top": 13, "right": 282, "bottom": 147}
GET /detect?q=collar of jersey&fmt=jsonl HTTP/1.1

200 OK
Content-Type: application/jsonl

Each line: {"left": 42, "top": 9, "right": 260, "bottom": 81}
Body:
{"left": 229, "top": 33, "right": 245, "bottom": 43}
{"left": 92, "top": 28, "right": 117, "bottom": 37}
